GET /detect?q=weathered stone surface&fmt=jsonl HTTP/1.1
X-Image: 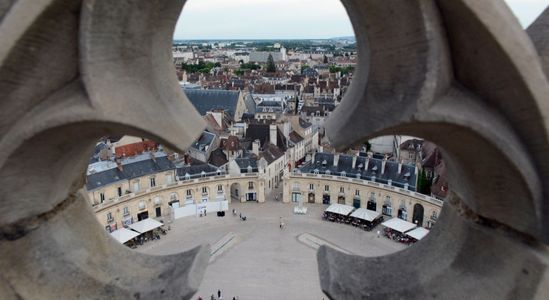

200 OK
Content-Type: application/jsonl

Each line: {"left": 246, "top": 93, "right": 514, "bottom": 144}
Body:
{"left": 0, "top": 0, "right": 548, "bottom": 299}
{"left": 321, "top": 0, "right": 549, "bottom": 299}
{"left": 0, "top": 0, "right": 208, "bottom": 299}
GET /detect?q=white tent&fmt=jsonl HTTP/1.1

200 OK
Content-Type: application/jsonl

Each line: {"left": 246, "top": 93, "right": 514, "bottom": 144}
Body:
{"left": 110, "top": 228, "right": 140, "bottom": 244}
{"left": 325, "top": 204, "right": 355, "bottom": 216}
{"left": 128, "top": 218, "right": 163, "bottom": 233}
{"left": 350, "top": 208, "right": 382, "bottom": 222}
{"left": 381, "top": 218, "right": 417, "bottom": 233}
{"left": 406, "top": 227, "right": 430, "bottom": 240}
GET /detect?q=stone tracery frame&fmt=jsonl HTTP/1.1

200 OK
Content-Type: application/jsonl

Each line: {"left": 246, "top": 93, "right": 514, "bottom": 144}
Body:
{"left": 0, "top": 0, "right": 548, "bottom": 299}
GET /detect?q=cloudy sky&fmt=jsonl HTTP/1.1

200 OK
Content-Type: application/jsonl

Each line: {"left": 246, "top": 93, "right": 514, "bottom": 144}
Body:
{"left": 174, "top": 0, "right": 548, "bottom": 40}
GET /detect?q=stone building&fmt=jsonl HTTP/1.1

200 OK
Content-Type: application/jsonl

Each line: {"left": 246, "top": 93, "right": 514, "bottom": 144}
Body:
{"left": 1, "top": 1, "right": 548, "bottom": 299}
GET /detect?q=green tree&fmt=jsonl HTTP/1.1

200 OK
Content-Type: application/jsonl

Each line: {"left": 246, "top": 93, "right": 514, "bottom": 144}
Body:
{"left": 417, "top": 169, "right": 431, "bottom": 195}
{"left": 266, "top": 54, "right": 276, "bottom": 73}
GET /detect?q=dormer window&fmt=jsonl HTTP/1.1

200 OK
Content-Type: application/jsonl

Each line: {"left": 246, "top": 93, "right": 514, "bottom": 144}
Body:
{"left": 325, "top": 170, "right": 331, "bottom": 175}
{"left": 185, "top": 173, "right": 191, "bottom": 180}
{"left": 247, "top": 165, "right": 253, "bottom": 173}
{"left": 201, "top": 171, "right": 206, "bottom": 178}
{"left": 314, "top": 169, "right": 319, "bottom": 174}
{"left": 340, "top": 171, "right": 346, "bottom": 177}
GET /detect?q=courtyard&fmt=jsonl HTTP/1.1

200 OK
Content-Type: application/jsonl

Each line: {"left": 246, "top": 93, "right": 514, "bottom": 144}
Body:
{"left": 137, "top": 190, "right": 408, "bottom": 300}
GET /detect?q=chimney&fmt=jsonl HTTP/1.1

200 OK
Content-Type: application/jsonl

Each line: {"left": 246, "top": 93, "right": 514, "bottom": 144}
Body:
{"left": 398, "top": 160, "right": 403, "bottom": 174}
{"left": 252, "top": 139, "right": 260, "bottom": 156}
{"left": 116, "top": 161, "right": 123, "bottom": 172}
{"left": 381, "top": 155, "right": 387, "bottom": 175}
{"left": 269, "top": 124, "right": 277, "bottom": 146}
{"left": 333, "top": 154, "right": 339, "bottom": 167}
{"left": 149, "top": 151, "right": 156, "bottom": 163}
{"left": 351, "top": 155, "right": 357, "bottom": 169}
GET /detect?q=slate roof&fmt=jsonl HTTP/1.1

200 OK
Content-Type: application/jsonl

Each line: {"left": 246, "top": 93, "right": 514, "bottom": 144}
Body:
{"left": 299, "top": 153, "right": 417, "bottom": 191}
{"left": 244, "top": 94, "right": 257, "bottom": 114}
{"left": 191, "top": 131, "right": 216, "bottom": 152}
{"left": 235, "top": 157, "right": 259, "bottom": 173}
{"left": 176, "top": 163, "right": 222, "bottom": 179}
{"left": 183, "top": 89, "right": 240, "bottom": 118}
{"left": 260, "top": 143, "right": 285, "bottom": 164}
{"left": 245, "top": 123, "right": 287, "bottom": 150}
{"left": 86, "top": 156, "right": 175, "bottom": 191}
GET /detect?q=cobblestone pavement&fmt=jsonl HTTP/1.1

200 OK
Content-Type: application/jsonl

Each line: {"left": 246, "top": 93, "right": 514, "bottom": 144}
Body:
{"left": 138, "top": 193, "right": 409, "bottom": 300}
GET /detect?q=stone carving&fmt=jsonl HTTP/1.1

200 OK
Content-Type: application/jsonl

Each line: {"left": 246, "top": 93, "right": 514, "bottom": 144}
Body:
{"left": 0, "top": 0, "right": 208, "bottom": 299}
{"left": 321, "top": 0, "right": 549, "bottom": 299}
{"left": 0, "top": 0, "right": 547, "bottom": 299}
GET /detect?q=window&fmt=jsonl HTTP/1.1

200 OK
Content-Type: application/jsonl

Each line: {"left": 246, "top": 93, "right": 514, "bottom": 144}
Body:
{"left": 431, "top": 210, "right": 438, "bottom": 220}
{"left": 309, "top": 184, "right": 314, "bottom": 191}
{"left": 355, "top": 189, "right": 360, "bottom": 196}
{"left": 339, "top": 186, "right": 344, "bottom": 193}
{"left": 107, "top": 212, "right": 113, "bottom": 223}
{"left": 166, "top": 173, "right": 173, "bottom": 184}
{"left": 123, "top": 207, "right": 129, "bottom": 216}
{"left": 117, "top": 187, "right": 122, "bottom": 197}
{"left": 217, "top": 184, "right": 223, "bottom": 193}
{"left": 132, "top": 180, "right": 140, "bottom": 192}
{"left": 324, "top": 185, "right": 330, "bottom": 192}
{"left": 202, "top": 187, "right": 208, "bottom": 194}
{"left": 370, "top": 192, "right": 376, "bottom": 201}
{"left": 248, "top": 181, "right": 254, "bottom": 189}
{"left": 150, "top": 177, "right": 156, "bottom": 187}
{"left": 186, "top": 189, "right": 192, "bottom": 198}
{"left": 170, "top": 193, "right": 178, "bottom": 201}
{"left": 100, "top": 192, "right": 105, "bottom": 203}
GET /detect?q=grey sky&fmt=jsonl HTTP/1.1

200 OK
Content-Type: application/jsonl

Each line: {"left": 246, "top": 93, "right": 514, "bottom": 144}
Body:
{"left": 174, "top": 0, "right": 548, "bottom": 40}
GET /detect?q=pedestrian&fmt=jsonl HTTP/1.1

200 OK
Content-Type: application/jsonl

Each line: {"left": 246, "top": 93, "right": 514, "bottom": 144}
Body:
{"left": 210, "top": 294, "right": 215, "bottom": 300}
{"left": 377, "top": 230, "right": 381, "bottom": 238}
{"left": 275, "top": 195, "right": 278, "bottom": 201}
{"left": 205, "top": 209, "right": 207, "bottom": 216}
{"left": 218, "top": 289, "right": 221, "bottom": 298}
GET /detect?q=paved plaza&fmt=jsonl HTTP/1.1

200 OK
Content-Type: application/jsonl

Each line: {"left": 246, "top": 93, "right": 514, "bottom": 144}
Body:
{"left": 138, "top": 193, "right": 408, "bottom": 299}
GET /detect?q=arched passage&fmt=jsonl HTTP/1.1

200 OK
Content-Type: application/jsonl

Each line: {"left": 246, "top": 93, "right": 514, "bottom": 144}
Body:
{"left": 412, "top": 203, "right": 424, "bottom": 227}
{"left": 230, "top": 182, "right": 241, "bottom": 202}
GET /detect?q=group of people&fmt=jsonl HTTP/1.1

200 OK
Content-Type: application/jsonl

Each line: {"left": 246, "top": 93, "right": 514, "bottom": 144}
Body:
{"left": 383, "top": 227, "right": 414, "bottom": 244}
{"left": 322, "top": 212, "right": 383, "bottom": 232}
{"left": 233, "top": 209, "right": 247, "bottom": 221}
{"left": 196, "top": 289, "right": 238, "bottom": 300}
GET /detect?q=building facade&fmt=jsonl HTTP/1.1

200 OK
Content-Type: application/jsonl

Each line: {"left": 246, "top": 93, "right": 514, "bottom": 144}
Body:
{"left": 283, "top": 173, "right": 442, "bottom": 229}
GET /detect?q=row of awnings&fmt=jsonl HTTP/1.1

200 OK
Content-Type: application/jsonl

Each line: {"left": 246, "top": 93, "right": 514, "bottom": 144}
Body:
{"left": 325, "top": 204, "right": 382, "bottom": 222}
{"left": 381, "top": 217, "right": 430, "bottom": 240}
{"left": 324, "top": 204, "right": 430, "bottom": 240}
{"left": 109, "top": 218, "right": 164, "bottom": 244}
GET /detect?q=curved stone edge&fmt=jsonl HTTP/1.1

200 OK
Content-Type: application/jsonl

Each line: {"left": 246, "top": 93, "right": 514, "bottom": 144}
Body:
{"left": 527, "top": 6, "right": 549, "bottom": 78}
{"left": 80, "top": 0, "right": 205, "bottom": 154}
{"left": 0, "top": 190, "right": 210, "bottom": 299}
{"left": 318, "top": 197, "right": 549, "bottom": 300}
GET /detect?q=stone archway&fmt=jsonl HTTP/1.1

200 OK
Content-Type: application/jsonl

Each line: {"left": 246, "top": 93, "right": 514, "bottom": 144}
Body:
{"left": 308, "top": 192, "right": 315, "bottom": 203}
{"left": 230, "top": 182, "right": 241, "bottom": 202}
{"left": 412, "top": 203, "right": 424, "bottom": 227}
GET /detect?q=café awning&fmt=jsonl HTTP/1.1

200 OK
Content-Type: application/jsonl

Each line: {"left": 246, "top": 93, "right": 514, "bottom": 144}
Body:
{"left": 350, "top": 208, "right": 381, "bottom": 222}
{"left": 110, "top": 228, "right": 140, "bottom": 244}
{"left": 381, "top": 218, "right": 417, "bottom": 233}
{"left": 128, "top": 218, "right": 163, "bottom": 233}
{"left": 406, "top": 227, "right": 430, "bottom": 240}
{"left": 325, "top": 203, "right": 355, "bottom": 216}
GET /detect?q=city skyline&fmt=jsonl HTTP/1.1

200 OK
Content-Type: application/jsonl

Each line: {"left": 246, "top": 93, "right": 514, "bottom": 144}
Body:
{"left": 174, "top": 0, "right": 548, "bottom": 40}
